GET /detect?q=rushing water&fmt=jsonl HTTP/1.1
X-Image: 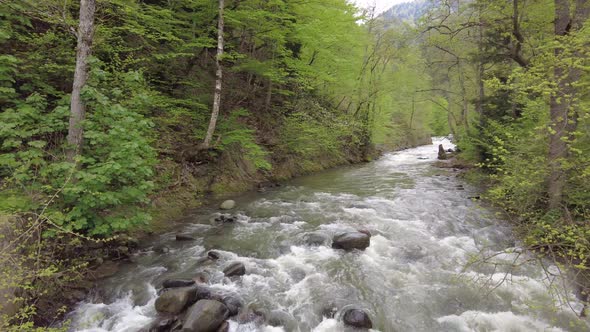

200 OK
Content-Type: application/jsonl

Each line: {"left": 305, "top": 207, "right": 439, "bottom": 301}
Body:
{"left": 69, "top": 138, "right": 588, "bottom": 332}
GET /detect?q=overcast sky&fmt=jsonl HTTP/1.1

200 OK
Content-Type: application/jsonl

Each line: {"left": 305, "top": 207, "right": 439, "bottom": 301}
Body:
{"left": 352, "top": 0, "right": 412, "bottom": 15}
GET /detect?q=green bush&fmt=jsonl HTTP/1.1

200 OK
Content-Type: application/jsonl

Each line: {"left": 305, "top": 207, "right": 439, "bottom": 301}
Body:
{"left": 0, "top": 66, "right": 157, "bottom": 236}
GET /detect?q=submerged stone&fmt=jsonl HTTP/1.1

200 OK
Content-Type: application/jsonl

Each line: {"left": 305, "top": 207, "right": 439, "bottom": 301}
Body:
{"left": 162, "top": 279, "right": 196, "bottom": 289}
{"left": 332, "top": 232, "right": 371, "bottom": 251}
{"left": 219, "top": 200, "right": 236, "bottom": 210}
{"left": 182, "top": 300, "right": 229, "bottom": 332}
{"left": 342, "top": 308, "right": 372, "bottom": 329}
{"left": 155, "top": 286, "right": 198, "bottom": 314}
{"left": 223, "top": 261, "right": 246, "bottom": 277}
{"left": 176, "top": 234, "right": 195, "bottom": 241}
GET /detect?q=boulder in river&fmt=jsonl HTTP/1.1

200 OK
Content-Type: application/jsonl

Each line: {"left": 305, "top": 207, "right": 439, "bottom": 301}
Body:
{"left": 154, "top": 245, "right": 170, "bottom": 254}
{"left": 219, "top": 200, "right": 236, "bottom": 210}
{"left": 148, "top": 317, "right": 179, "bottom": 332}
{"left": 221, "top": 295, "right": 243, "bottom": 316}
{"left": 223, "top": 261, "right": 246, "bottom": 277}
{"left": 268, "top": 309, "right": 296, "bottom": 329}
{"left": 342, "top": 308, "right": 373, "bottom": 329}
{"left": 437, "top": 144, "right": 447, "bottom": 160}
{"left": 176, "top": 234, "right": 195, "bottom": 241}
{"left": 207, "top": 250, "right": 221, "bottom": 260}
{"left": 214, "top": 214, "right": 236, "bottom": 223}
{"left": 155, "top": 286, "right": 198, "bottom": 314}
{"left": 216, "top": 321, "right": 230, "bottom": 332}
{"left": 193, "top": 271, "right": 210, "bottom": 284}
{"left": 236, "top": 308, "right": 267, "bottom": 324}
{"left": 162, "top": 279, "right": 196, "bottom": 289}
{"left": 332, "top": 232, "right": 371, "bottom": 251}
{"left": 182, "top": 300, "right": 229, "bottom": 332}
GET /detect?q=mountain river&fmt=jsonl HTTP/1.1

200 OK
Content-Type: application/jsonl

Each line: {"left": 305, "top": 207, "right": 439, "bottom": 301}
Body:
{"left": 68, "top": 138, "right": 589, "bottom": 332}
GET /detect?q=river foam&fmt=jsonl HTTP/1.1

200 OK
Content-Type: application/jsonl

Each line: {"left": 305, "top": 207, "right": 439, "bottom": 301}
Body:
{"left": 66, "top": 138, "right": 588, "bottom": 331}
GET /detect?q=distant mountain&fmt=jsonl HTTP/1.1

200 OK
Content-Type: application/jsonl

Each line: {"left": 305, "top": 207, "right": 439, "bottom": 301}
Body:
{"left": 379, "top": 0, "right": 430, "bottom": 26}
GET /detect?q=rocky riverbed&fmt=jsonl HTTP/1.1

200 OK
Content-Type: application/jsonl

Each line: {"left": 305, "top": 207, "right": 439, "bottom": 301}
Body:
{"left": 67, "top": 138, "right": 588, "bottom": 331}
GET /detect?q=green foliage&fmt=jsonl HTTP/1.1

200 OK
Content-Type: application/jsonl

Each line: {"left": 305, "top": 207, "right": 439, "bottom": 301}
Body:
{"left": 0, "top": 0, "right": 446, "bottom": 327}
{"left": 59, "top": 68, "right": 156, "bottom": 235}
{"left": 278, "top": 99, "right": 362, "bottom": 164}
{"left": 421, "top": 0, "right": 590, "bottom": 280}
{"left": 217, "top": 109, "right": 271, "bottom": 171}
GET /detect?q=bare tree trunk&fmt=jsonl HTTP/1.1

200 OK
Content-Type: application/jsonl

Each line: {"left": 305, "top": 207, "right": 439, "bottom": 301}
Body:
{"left": 457, "top": 62, "right": 469, "bottom": 131}
{"left": 66, "top": 0, "right": 95, "bottom": 162}
{"left": 547, "top": 0, "right": 589, "bottom": 209}
{"left": 476, "top": 6, "right": 485, "bottom": 123}
{"left": 202, "top": 0, "right": 225, "bottom": 149}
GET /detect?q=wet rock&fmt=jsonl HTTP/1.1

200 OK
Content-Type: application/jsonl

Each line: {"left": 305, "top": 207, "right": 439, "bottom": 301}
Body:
{"left": 149, "top": 317, "right": 178, "bottom": 332}
{"left": 258, "top": 181, "right": 280, "bottom": 189}
{"left": 194, "top": 285, "right": 213, "bottom": 300}
{"left": 417, "top": 157, "right": 429, "bottom": 160}
{"left": 455, "top": 185, "right": 465, "bottom": 191}
{"left": 154, "top": 245, "right": 170, "bottom": 254}
{"left": 176, "top": 234, "right": 195, "bottom": 241}
{"left": 119, "top": 235, "right": 140, "bottom": 248}
{"left": 219, "top": 200, "right": 235, "bottom": 210}
{"left": 223, "top": 262, "right": 246, "bottom": 277}
{"left": 303, "top": 232, "right": 330, "bottom": 246}
{"left": 155, "top": 286, "right": 198, "bottom": 314}
{"left": 447, "top": 148, "right": 455, "bottom": 153}
{"left": 216, "top": 321, "right": 230, "bottom": 332}
{"left": 182, "top": 300, "right": 229, "bottom": 332}
{"left": 332, "top": 232, "right": 371, "bottom": 251}
{"left": 207, "top": 250, "right": 221, "bottom": 260}
{"left": 162, "top": 279, "right": 196, "bottom": 289}
{"left": 268, "top": 309, "right": 296, "bottom": 329}
{"left": 193, "top": 272, "right": 210, "bottom": 284}
{"left": 236, "top": 308, "right": 266, "bottom": 324}
{"left": 214, "top": 214, "right": 236, "bottom": 223}
{"left": 438, "top": 144, "right": 447, "bottom": 160}
{"left": 347, "top": 203, "right": 372, "bottom": 209}
{"left": 357, "top": 228, "right": 371, "bottom": 236}
{"left": 468, "top": 195, "right": 481, "bottom": 200}
{"left": 342, "top": 308, "right": 372, "bottom": 329}
{"left": 221, "top": 295, "right": 243, "bottom": 316}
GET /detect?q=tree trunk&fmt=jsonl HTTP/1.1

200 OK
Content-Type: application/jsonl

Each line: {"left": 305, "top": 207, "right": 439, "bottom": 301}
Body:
{"left": 547, "top": 0, "right": 589, "bottom": 209}
{"left": 66, "top": 0, "right": 95, "bottom": 162}
{"left": 202, "top": 0, "right": 225, "bottom": 149}
{"left": 476, "top": 6, "right": 485, "bottom": 124}
{"left": 457, "top": 62, "right": 469, "bottom": 131}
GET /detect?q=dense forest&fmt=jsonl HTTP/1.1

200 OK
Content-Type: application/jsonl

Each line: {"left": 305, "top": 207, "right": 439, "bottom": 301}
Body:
{"left": 0, "top": 0, "right": 589, "bottom": 330}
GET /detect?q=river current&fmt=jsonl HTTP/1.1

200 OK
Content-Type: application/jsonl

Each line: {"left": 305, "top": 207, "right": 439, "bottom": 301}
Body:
{"left": 68, "top": 138, "right": 588, "bottom": 331}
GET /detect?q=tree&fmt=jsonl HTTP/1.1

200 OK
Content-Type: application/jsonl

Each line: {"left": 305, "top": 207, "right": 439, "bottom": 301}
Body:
{"left": 66, "top": 0, "right": 96, "bottom": 161}
{"left": 202, "top": 0, "right": 225, "bottom": 149}
{"left": 547, "top": 0, "right": 590, "bottom": 209}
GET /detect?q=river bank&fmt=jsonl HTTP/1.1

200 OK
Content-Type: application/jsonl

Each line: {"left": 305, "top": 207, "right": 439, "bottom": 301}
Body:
{"left": 19, "top": 137, "right": 433, "bottom": 328}
{"left": 145, "top": 135, "right": 433, "bottom": 235}
{"left": 65, "top": 138, "right": 588, "bottom": 331}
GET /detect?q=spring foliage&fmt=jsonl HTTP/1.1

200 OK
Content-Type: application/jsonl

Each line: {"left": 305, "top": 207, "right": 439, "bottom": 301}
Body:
{"left": 0, "top": 0, "right": 443, "bottom": 327}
